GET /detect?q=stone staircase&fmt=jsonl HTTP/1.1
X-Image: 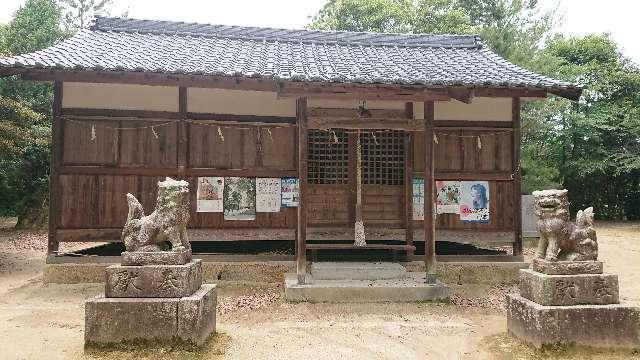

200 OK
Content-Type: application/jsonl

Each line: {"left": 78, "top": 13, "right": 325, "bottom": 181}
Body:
{"left": 284, "top": 262, "right": 448, "bottom": 303}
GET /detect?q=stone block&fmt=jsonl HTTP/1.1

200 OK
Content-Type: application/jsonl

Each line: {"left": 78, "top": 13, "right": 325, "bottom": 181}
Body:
{"left": 177, "top": 284, "right": 217, "bottom": 345}
{"left": 121, "top": 249, "right": 192, "bottom": 266}
{"left": 531, "top": 258, "right": 603, "bottom": 275}
{"left": 311, "top": 262, "right": 406, "bottom": 281}
{"left": 106, "top": 260, "right": 202, "bottom": 298}
{"left": 85, "top": 296, "right": 179, "bottom": 344}
{"left": 519, "top": 269, "right": 618, "bottom": 306}
{"left": 85, "top": 284, "right": 217, "bottom": 346}
{"left": 506, "top": 294, "right": 640, "bottom": 349}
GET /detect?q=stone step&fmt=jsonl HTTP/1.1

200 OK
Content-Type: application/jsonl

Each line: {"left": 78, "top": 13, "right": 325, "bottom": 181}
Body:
{"left": 284, "top": 273, "right": 449, "bottom": 303}
{"left": 519, "top": 269, "right": 619, "bottom": 306}
{"left": 310, "top": 262, "right": 406, "bottom": 281}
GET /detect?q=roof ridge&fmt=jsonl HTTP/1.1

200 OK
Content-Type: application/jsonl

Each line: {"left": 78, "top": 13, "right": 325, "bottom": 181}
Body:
{"left": 90, "top": 16, "right": 483, "bottom": 49}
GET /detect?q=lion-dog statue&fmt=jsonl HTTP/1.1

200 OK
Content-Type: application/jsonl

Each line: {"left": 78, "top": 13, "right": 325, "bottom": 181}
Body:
{"left": 532, "top": 189, "right": 597, "bottom": 261}
{"left": 122, "top": 177, "right": 191, "bottom": 252}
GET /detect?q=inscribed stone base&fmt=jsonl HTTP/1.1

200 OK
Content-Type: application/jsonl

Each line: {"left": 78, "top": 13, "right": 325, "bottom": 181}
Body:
{"left": 105, "top": 260, "right": 202, "bottom": 298}
{"left": 122, "top": 249, "right": 192, "bottom": 266}
{"left": 531, "top": 258, "right": 603, "bottom": 275}
{"left": 85, "top": 284, "right": 216, "bottom": 346}
{"left": 506, "top": 294, "right": 640, "bottom": 349}
{"left": 519, "top": 269, "right": 618, "bottom": 306}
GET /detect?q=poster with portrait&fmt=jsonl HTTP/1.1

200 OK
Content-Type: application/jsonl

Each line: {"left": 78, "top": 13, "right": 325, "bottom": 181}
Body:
{"left": 196, "top": 177, "right": 224, "bottom": 212}
{"left": 412, "top": 178, "right": 424, "bottom": 220}
{"left": 223, "top": 177, "right": 256, "bottom": 220}
{"left": 256, "top": 178, "right": 281, "bottom": 212}
{"left": 459, "top": 181, "right": 490, "bottom": 223}
{"left": 436, "top": 181, "right": 461, "bottom": 214}
{"left": 281, "top": 177, "right": 299, "bottom": 208}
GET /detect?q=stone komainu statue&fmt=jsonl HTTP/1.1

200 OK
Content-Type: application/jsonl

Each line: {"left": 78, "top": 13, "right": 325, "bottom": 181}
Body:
{"left": 122, "top": 177, "right": 191, "bottom": 252}
{"left": 533, "top": 189, "right": 598, "bottom": 261}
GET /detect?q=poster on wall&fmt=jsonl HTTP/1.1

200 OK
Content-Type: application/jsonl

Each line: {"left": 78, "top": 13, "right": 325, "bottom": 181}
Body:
{"left": 196, "top": 177, "right": 224, "bottom": 212}
{"left": 459, "top": 181, "right": 490, "bottom": 223}
{"left": 281, "top": 177, "right": 299, "bottom": 208}
{"left": 256, "top": 178, "right": 281, "bottom": 212}
{"left": 412, "top": 178, "right": 424, "bottom": 220}
{"left": 436, "top": 181, "right": 461, "bottom": 214}
{"left": 223, "top": 177, "right": 256, "bottom": 220}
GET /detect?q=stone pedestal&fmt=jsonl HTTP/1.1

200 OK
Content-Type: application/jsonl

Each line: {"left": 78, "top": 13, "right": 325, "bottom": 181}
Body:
{"left": 85, "top": 256, "right": 216, "bottom": 346}
{"left": 507, "top": 260, "right": 640, "bottom": 349}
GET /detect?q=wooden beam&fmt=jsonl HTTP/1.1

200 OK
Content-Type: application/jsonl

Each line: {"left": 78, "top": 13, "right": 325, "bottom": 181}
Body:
{"left": 279, "top": 83, "right": 451, "bottom": 102}
{"left": 58, "top": 166, "right": 296, "bottom": 177}
{"left": 404, "top": 103, "right": 414, "bottom": 258}
{"left": 474, "top": 88, "right": 547, "bottom": 98}
{"left": 433, "top": 120, "right": 513, "bottom": 128}
{"left": 512, "top": 97, "right": 523, "bottom": 257}
{"left": 296, "top": 97, "right": 308, "bottom": 284}
{"left": 308, "top": 107, "right": 407, "bottom": 120}
{"left": 61, "top": 107, "right": 182, "bottom": 119}
{"left": 419, "top": 171, "right": 514, "bottom": 181}
{"left": 48, "top": 81, "right": 63, "bottom": 255}
{"left": 348, "top": 132, "right": 358, "bottom": 225}
{"left": 178, "top": 87, "right": 188, "bottom": 178}
{"left": 308, "top": 117, "right": 420, "bottom": 131}
{"left": 187, "top": 112, "right": 296, "bottom": 124}
{"left": 448, "top": 88, "right": 475, "bottom": 104}
{"left": 424, "top": 101, "right": 437, "bottom": 284}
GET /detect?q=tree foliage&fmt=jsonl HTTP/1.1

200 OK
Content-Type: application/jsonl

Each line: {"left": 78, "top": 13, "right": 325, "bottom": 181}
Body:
{"left": 59, "top": 0, "right": 115, "bottom": 30}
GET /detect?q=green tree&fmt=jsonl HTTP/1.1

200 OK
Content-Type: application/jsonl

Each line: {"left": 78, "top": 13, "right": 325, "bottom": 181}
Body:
{"left": 524, "top": 34, "right": 640, "bottom": 219}
{"left": 59, "top": 0, "right": 114, "bottom": 29}
{"left": 0, "top": 0, "right": 66, "bottom": 226}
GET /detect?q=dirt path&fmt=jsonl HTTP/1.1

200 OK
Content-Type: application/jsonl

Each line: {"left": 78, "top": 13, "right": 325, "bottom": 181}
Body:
{"left": 0, "top": 222, "right": 638, "bottom": 360}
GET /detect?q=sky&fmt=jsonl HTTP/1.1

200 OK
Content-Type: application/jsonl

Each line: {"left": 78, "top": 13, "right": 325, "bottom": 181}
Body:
{"left": 1, "top": 0, "right": 639, "bottom": 63}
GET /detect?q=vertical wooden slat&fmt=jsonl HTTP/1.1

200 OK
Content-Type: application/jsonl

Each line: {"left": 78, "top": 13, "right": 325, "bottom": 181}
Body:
{"left": 178, "top": 87, "right": 188, "bottom": 179}
{"left": 296, "top": 97, "right": 308, "bottom": 284}
{"left": 424, "top": 101, "right": 436, "bottom": 283}
{"left": 347, "top": 132, "right": 357, "bottom": 224}
{"left": 48, "top": 81, "right": 63, "bottom": 255}
{"left": 512, "top": 97, "right": 523, "bottom": 257}
{"left": 404, "top": 102, "right": 414, "bottom": 257}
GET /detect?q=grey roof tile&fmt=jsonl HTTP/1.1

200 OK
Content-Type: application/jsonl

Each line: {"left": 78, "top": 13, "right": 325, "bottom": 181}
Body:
{"left": 0, "top": 16, "right": 579, "bottom": 95}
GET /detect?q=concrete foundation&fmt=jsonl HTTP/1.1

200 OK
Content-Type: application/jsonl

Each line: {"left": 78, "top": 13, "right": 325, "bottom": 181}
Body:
{"left": 85, "top": 284, "right": 216, "bottom": 346}
{"left": 519, "top": 269, "right": 618, "bottom": 306}
{"left": 45, "top": 261, "right": 527, "bottom": 285}
{"left": 284, "top": 272, "right": 449, "bottom": 302}
{"left": 506, "top": 294, "right": 640, "bottom": 349}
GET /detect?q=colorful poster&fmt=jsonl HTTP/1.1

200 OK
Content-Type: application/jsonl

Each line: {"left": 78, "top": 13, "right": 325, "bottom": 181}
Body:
{"left": 436, "top": 181, "right": 461, "bottom": 214}
{"left": 196, "top": 177, "right": 224, "bottom": 212}
{"left": 412, "top": 178, "right": 424, "bottom": 220}
{"left": 223, "top": 177, "right": 256, "bottom": 220}
{"left": 460, "top": 181, "right": 490, "bottom": 223}
{"left": 281, "top": 177, "right": 299, "bottom": 208}
{"left": 256, "top": 178, "right": 281, "bottom": 212}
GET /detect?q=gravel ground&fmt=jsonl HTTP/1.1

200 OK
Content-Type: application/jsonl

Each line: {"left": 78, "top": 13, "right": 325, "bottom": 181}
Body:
{"left": 0, "top": 220, "right": 639, "bottom": 359}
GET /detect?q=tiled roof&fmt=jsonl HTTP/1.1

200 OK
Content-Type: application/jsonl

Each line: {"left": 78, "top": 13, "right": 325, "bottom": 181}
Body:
{"left": 0, "top": 16, "right": 579, "bottom": 97}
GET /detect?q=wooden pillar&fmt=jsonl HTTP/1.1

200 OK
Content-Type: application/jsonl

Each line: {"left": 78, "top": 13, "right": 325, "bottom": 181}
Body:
{"left": 296, "top": 97, "right": 308, "bottom": 284}
{"left": 404, "top": 102, "right": 414, "bottom": 258}
{"left": 512, "top": 97, "right": 523, "bottom": 257}
{"left": 424, "top": 101, "right": 436, "bottom": 284}
{"left": 48, "top": 81, "right": 63, "bottom": 256}
{"left": 178, "top": 86, "right": 188, "bottom": 179}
